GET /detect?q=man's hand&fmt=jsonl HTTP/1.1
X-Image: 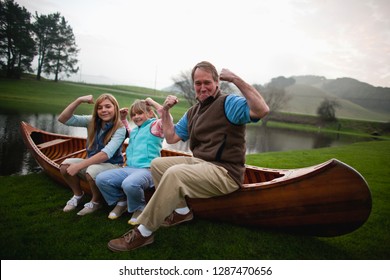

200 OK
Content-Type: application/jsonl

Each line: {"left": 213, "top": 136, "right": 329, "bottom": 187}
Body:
{"left": 163, "top": 95, "right": 179, "bottom": 111}
{"left": 219, "top": 68, "right": 236, "bottom": 83}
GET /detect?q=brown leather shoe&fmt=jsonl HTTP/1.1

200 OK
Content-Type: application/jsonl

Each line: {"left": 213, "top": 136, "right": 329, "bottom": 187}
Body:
{"left": 161, "top": 211, "right": 194, "bottom": 227}
{"left": 108, "top": 228, "right": 154, "bottom": 252}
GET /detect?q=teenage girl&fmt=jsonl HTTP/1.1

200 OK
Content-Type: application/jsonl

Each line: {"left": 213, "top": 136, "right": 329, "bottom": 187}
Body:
{"left": 58, "top": 94, "right": 126, "bottom": 216}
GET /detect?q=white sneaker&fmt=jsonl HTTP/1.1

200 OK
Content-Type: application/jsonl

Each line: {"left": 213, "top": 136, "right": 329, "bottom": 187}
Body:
{"left": 77, "top": 201, "right": 102, "bottom": 216}
{"left": 63, "top": 193, "right": 84, "bottom": 212}
{"left": 108, "top": 204, "right": 128, "bottom": 220}
{"left": 128, "top": 210, "right": 142, "bottom": 225}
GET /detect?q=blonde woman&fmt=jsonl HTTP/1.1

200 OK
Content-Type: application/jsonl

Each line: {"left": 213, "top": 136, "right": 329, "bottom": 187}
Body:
{"left": 58, "top": 94, "right": 126, "bottom": 216}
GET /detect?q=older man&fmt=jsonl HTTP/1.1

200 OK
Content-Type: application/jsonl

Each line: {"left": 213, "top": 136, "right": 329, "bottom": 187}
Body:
{"left": 108, "top": 61, "right": 269, "bottom": 251}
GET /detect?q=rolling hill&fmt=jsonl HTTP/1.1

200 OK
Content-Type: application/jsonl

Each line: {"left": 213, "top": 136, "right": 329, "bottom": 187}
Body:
{"left": 279, "top": 75, "right": 390, "bottom": 122}
{"left": 284, "top": 83, "right": 389, "bottom": 122}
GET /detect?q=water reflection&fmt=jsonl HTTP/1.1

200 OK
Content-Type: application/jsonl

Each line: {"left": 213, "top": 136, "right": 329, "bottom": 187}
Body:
{"left": 0, "top": 113, "right": 85, "bottom": 176}
{"left": 0, "top": 113, "right": 372, "bottom": 176}
{"left": 245, "top": 125, "right": 348, "bottom": 153}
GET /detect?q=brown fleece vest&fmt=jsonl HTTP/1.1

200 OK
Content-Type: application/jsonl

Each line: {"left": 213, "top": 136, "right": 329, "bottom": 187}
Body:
{"left": 187, "top": 91, "right": 246, "bottom": 186}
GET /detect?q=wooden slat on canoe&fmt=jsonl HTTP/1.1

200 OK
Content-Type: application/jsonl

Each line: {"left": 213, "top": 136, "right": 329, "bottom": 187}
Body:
{"left": 37, "top": 138, "right": 71, "bottom": 149}
{"left": 53, "top": 149, "right": 87, "bottom": 164}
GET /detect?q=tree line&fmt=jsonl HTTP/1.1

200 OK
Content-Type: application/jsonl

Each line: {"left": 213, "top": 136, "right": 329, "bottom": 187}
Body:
{"left": 0, "top": 0, "right": 79, "bottom": 81}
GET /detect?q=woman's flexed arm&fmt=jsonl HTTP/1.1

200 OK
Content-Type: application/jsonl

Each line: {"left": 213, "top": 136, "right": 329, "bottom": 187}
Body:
{"left": 58, "top": 95, "right": 94, "bottom": 124}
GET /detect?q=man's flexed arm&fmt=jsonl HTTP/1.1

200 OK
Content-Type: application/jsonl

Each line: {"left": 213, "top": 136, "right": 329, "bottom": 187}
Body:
{"left": 220, "top": 69, "right": 269, "bottom": 119}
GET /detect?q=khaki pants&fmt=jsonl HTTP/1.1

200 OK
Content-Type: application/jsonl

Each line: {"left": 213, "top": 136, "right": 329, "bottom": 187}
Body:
{"left": 61, "top": 158, "right": 121, "bottom": 180}
{"left": 137, "top": 156, "right": 239, "bottom": 231}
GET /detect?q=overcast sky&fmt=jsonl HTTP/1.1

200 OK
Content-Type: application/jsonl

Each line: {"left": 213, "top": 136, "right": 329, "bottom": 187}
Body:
{"left": 17, "top": 0, "right": 390, "bottom": 89}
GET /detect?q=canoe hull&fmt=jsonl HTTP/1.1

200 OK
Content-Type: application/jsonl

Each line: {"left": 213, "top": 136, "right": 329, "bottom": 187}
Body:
{"left": 187, "top": 159, "right": 371, "bottom": 236}
{"left": 20, "top": 121, "right": 372, "bottom": 237}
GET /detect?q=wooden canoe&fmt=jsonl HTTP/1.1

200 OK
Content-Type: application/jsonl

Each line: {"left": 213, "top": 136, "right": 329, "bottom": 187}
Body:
{"left": 20, "top": 121, "right": 372, "bottom": 237}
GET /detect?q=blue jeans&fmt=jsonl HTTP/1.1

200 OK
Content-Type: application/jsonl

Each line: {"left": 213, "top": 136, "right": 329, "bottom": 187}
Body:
{"left": 95, "top": 167, "right": 154, "bottom": 212}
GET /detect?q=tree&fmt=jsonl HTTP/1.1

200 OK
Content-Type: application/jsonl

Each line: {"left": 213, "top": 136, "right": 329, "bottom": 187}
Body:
{"left": 268, "top": 76, "right": 295, "bottom": 89}
{"left": 0, "top": 0, "right": 36, "bottom": 78}
{"left": 317, "top": 98, "right": 341, "bottom": 123}
{"left": 43, "top": 15, "right": 79, "bottom": 81}
{"left": 253, "top": 76, "right": 293, "bottom": 126}
{"left": 33, "top": 12, "right": 59, "bottom": 80}
{"left": 172, "top": 70, "right": 236, "bottom": 106}
{"left": 172, "top": 70, "right": 195, "bottom": 105}
{"left": 33, "top": 12, "right": 78, "bottom": 81}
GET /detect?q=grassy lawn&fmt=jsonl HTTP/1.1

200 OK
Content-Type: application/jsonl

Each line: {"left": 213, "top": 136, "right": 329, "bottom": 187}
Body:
{"left": 0, "top": 78, "right": 188, "bottom": 121}
{"left": 1, "top": 140, "right": 389, "bottom": 260}
{"left": 1, "top": 78, "right": 388, "bottom": 137}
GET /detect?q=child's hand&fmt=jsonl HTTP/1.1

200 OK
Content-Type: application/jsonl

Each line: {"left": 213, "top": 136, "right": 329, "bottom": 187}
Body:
{"left": 145, "top": 97, "right": 154, "bottom": 106}
{"left": 120, "top": 108, "right": 128, "bottom": 120}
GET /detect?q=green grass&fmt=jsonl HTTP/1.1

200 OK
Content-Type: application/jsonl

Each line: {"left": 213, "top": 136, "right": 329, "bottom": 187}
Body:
{"left": 1, "top": 140, "right": 389, "bottom": 260}
{"left": 0, "top": 78, "right": 188, "bottom": 121}
{"left": 1, "top": 78, "right": 388, "bottom": 136}
{"left": 265, "top": 121, "right": 390, "bottom": 140}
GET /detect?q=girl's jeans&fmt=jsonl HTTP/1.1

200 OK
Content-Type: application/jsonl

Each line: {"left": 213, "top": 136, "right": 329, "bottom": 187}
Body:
{"left": 96, "top": 167, "right": 153, "bottom": 212}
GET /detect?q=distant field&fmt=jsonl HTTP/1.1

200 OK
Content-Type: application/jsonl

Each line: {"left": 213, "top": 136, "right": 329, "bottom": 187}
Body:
{"left": 285, "top": 84, "right": 390, "bottom": 122}
{"left": 1, "top": 78, "right": 388, "bottom": 124}
{"left": 0, "top": 78, "right": 188, "bottom": 121}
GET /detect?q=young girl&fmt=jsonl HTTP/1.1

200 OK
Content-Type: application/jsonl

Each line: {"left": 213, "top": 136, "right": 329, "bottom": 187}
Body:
{"left": 58, "top": 94, "right": 126, "bottom": 216}
{"left": 96, "top": 97, "right": 165, "bottom": 224}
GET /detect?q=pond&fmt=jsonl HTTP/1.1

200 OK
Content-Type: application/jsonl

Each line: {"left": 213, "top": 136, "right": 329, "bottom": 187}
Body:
{"left": 0, "top": 113, "right": 373, "bottom": 176}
